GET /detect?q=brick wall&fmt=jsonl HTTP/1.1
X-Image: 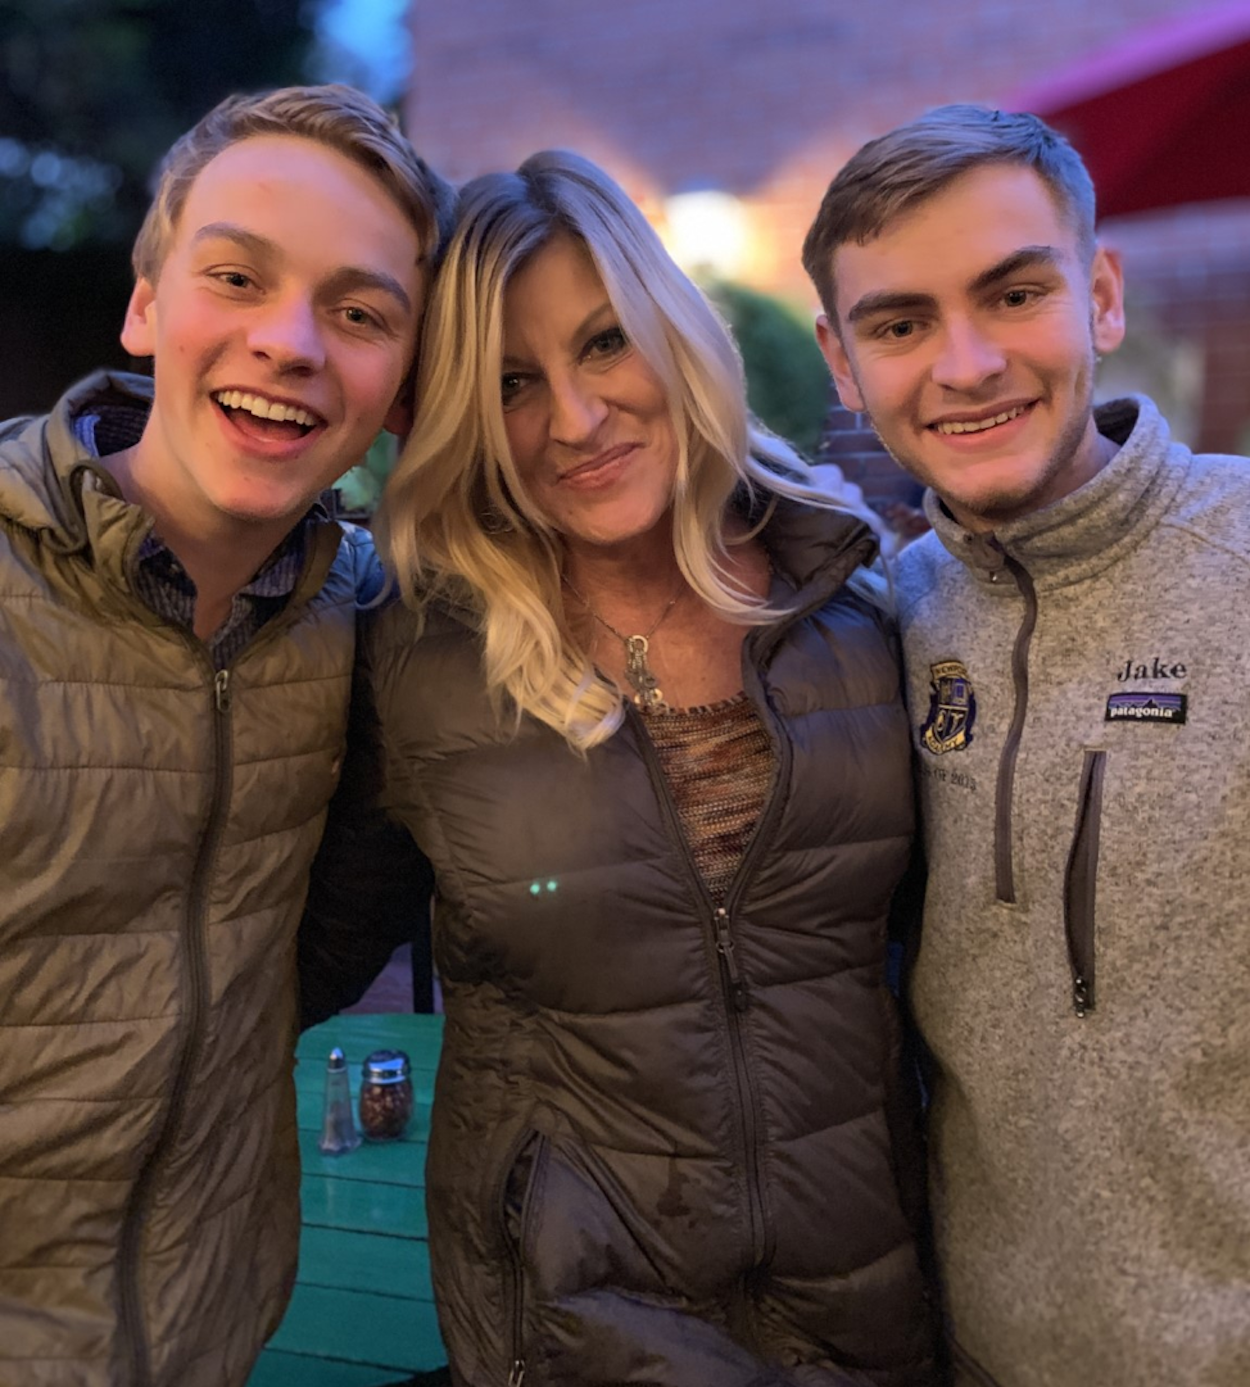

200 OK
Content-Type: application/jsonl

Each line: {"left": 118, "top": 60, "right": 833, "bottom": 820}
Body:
{"left": 408, "top": 0, "right": 1250, "bottom": 452}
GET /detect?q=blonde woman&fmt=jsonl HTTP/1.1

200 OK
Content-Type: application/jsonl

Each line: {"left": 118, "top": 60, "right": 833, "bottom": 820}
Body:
{"left": 365, "top": 152, "right": 937, "bottom": 1386}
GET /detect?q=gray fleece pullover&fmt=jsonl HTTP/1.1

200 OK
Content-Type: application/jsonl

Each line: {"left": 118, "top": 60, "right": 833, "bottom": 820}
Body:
{"left": 894, "top": 396, "right": 1250, "bottom": 1387}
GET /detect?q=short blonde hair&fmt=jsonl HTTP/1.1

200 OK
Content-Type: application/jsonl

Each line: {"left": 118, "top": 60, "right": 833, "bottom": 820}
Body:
{"left": 132, "top": 84, "right": 457, "bottom": 283}
{"left": 377, "top": 149, "right": 869, "bottom": 750}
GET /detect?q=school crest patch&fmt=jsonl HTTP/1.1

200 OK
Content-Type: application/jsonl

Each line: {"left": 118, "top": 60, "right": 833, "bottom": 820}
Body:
{"left": 920, "top": 659, "right": 976, "bottom": 754}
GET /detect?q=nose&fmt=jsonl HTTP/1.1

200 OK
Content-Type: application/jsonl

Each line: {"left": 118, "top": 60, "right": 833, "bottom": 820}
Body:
{"left": 548, "top": 372, "right": 608, "bottom": 447}
{"left": 247, "top": 295, "right": 325, "bottom": 373}
{"left": 931, "top": 316, "right": 1006, "bottom": 392}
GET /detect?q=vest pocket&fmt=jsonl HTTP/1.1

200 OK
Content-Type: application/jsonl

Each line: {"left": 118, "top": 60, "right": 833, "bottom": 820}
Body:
{"left": 1063, "top": 748, "right": 1107, "bottom": 1017}
{"left": 497, "top": 1128, "right": 549, "bottom": 1385}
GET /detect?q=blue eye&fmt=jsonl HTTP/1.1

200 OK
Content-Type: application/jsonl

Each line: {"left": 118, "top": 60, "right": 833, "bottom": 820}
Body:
{"left": 584, "top": 326, "right": 627, "bottom": 359}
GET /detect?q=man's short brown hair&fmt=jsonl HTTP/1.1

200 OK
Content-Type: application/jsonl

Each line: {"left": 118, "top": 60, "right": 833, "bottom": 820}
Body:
{"left": 132, "top": 83, "right": 457, "bottom": 284}
{"left": 802, "top": 104, "right": 1096, "bottom": 320}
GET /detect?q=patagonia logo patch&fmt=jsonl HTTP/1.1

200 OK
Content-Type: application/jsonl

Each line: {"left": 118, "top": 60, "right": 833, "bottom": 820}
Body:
{"left": 1105, "top": 692, "right": 1187, "bottom": 725}
{"left": 920, "top": 659, "right": 976, "bottom": 754}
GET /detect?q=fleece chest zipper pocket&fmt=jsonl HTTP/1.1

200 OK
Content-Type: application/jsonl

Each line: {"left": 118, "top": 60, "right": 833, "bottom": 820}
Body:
{"left": 1063, "top": 749, "right": 1107, "bottom": 1017}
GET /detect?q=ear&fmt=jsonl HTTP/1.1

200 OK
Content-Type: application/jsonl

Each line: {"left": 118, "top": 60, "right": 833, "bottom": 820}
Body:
{"left": 815, "top": 313, "right": 865, "bottom": 412}
{"left": 383, "top": 389, "right": 414, "bottom": 441}
{"left": 120, "top": 278, "right": 157, "bottom": 357}
{"left": 1090, "top": 245, "right": 1126, "bottom": 356}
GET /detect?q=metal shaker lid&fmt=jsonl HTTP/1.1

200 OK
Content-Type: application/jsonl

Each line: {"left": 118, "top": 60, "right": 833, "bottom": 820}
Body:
{"left": 362, "top": 1048, "right": 411, "bottom": 1084}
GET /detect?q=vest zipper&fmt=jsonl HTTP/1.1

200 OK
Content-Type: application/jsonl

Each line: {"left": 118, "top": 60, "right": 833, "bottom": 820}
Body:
{"left": 494, "top": 1126, "right": 545, "bottom": 1386}
{"left": 1063, "top": 749, "right": 1106, "bottom": 1016}
{"left": 118, "top": 661, "right": 234, "bottom": 1386}
{"left": 627, "top": 656, "right": 790, "bottom": 1270}
{"left": 714, "top": 906, "right": 749, "bottom": 1012}
{"left": 716, "top": 669, "right": 792, "bottom": 1269}
{"left": 994, "top": 554, "right": 1039, "bottom": 904}
{"left": 711, "top": 900, "right": 767, "bottom": 1268}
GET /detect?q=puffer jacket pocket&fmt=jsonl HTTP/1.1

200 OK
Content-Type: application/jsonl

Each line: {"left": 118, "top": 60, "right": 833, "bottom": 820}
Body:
{"left": 496, "top": 1128, "right": 549, "bottom": 1387}
{"left": 1063, "top": 748, "right": 1107, "bottom": 1017}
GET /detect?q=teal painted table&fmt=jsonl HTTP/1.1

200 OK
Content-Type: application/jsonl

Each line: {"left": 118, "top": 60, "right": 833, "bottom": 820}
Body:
{"left": 247, "top": 1013, "right": 447, "bottom": 1386}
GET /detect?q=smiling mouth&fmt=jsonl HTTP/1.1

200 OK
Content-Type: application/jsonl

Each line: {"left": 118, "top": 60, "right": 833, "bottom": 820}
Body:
{"left": 933, "top": 404, "right": 1029, "bottom": 436}
{"left": 213, "top": 389, "right": 322, "bottom": 439}
{"left": 559, "top": 443, "right": 636, "bottom": 482}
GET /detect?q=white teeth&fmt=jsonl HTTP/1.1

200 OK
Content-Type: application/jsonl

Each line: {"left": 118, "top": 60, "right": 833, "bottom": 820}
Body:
{"left": 936, "top": 406, "right": 1025, "bottom": 435}
{"left": 214, "top": 390, "right": 316, "bottom": 427}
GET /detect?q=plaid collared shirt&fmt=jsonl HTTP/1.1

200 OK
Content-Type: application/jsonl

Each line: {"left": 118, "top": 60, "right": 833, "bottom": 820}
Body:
{"left": 77, "top": 405, "right": 322, "bottom": 671}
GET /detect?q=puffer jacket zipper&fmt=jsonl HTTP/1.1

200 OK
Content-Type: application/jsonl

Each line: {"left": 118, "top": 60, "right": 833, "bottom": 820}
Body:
{"left": 117, "top": 660, "right": 234, "bottom": 1386}
{"left": 1063, "top": 749, "right": 1106, "bottom": 1016}
{"left": 627, "top": 653, "right": 792, "bottom": 1270}
{"left": 994, "top": 554, "right": 1038, "bottom": 904}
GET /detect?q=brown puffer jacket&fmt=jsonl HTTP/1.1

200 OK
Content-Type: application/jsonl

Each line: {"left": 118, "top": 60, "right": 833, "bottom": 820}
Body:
{"left": 0, "top": 371, "right": 376, "bottom": 1387}
{"left": 367, "top": 496, "right": 939, "bottom": 1386}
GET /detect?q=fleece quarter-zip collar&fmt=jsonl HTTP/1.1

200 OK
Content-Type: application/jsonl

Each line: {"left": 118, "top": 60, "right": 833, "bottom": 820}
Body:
{"left": 921, "top": 396, "right": 1188, "bottom": 592}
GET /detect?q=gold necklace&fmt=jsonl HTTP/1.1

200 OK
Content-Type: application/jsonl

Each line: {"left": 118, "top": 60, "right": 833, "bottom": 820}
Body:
{"left": 563, "top": 575, "right": 683, "bottom": 712}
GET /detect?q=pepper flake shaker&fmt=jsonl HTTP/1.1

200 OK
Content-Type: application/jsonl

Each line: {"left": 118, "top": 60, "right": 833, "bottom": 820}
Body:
{"left": 359, "top": 1048, "right": 414, "bottom": 1141}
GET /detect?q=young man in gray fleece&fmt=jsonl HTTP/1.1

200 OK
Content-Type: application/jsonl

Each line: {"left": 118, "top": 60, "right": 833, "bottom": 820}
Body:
{"left": 803, "top": 104, "right": 1250, "bottom": 1387}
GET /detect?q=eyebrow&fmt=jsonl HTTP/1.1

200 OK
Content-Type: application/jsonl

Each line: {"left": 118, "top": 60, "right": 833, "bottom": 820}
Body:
{"left": 501, "top": 299, "right": 616, "bottom": 367}
{"left": 190, "top": 221, "right": 413, "bottom": 315}
{"left": 969, "top": 245, "right": 1063, "bottom": 294}
{"left": 845, "top": 244, "right": 1065, "bottom": 327}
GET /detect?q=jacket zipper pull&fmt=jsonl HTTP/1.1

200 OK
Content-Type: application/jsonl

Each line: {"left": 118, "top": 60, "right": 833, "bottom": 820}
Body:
{"left": 508, "top": 1360, "right": 526, "bottom": 1386}
{"left": 214, "top": 669, "right": 232, "bottom": 714}
{"left": 1072, "top": 974, "right": 1093, "bottom": 1018}
{"left": 714, "top": 907, "right": 750, "bottom": 1011}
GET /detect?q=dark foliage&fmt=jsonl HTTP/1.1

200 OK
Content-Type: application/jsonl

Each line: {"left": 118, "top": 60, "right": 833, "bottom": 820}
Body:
{"left": 0, "top": 0, "right": 312, "bottom": 247}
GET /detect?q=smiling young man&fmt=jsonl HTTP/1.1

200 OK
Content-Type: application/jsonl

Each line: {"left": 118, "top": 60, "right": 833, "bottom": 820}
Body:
{"left": 0, "top": 86, "right": 451, "bottom": 1387}
{"left": 804, "top": 105, "right": 1250, "bottom": 1387}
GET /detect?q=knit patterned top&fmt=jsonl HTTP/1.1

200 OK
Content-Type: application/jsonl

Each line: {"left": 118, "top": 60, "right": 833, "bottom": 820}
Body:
{"left": 644, "top": 693, "right": 775, "bottom": 903}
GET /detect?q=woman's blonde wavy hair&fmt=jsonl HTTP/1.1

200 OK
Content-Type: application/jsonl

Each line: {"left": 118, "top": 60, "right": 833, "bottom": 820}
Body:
{"left": 376, "top": 149, "right": 874, "bottom": 751}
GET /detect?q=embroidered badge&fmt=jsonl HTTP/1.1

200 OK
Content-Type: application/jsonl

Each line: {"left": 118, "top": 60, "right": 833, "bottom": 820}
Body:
{"left": 1105, "top": 692, "right": 1187, "bottom": 725}
{"left": 920, "top": 659, "right": 976, "bottom": 754}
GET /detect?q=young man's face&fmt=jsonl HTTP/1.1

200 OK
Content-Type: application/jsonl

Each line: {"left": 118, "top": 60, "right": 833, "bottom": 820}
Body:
{"left": 816, "top": 163, "right": 1125, "bottom": 532}
{"left": 121, "top": 133, "right": 425, "bottom": 538}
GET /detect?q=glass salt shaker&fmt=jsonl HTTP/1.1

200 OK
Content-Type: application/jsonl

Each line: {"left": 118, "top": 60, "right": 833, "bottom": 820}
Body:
{"left": 359, "top": 1049, "right": 414, "bottom": 1141}
{"left": 317, "top": 1047, "right": 361, "bottom": 1155}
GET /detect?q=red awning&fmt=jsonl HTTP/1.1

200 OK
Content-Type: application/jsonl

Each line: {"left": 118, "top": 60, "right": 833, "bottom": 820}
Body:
{"left": 1011, "top": 2, "right": 1250, "bottom": 219}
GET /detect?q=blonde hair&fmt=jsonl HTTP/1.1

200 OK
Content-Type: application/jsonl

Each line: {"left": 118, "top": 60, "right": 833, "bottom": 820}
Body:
{"left": 132, "top": 84, "right": 457, "bottom": 284}
{"left": 377, "top": 149, "right": 873, "bottom": 750}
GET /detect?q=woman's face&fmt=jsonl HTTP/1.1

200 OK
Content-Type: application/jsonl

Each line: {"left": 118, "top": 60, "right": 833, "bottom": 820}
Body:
{"left": 499, "top": 234, "right": 679, "bottom": 554}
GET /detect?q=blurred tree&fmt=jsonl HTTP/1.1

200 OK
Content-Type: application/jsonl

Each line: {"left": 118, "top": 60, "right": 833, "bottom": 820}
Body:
{"left": 0, "top": 0, "right": 315, "bottom": 414}
{"left": 704, "top": 278, "right": 830, "bottom": 459}
{"left": 0, "top": 0, "right": 312, "bottom": 249}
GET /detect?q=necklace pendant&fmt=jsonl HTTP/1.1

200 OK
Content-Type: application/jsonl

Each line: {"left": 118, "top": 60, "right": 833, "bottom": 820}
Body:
{"left": 624, "top": 634, "right": 665, "bottom": 711}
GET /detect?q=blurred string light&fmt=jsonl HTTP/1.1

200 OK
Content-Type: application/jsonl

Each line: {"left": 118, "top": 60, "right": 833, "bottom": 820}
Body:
{"left": 310, "top": 0, "right": 412, "bottom": 104}
{"left": 662, "top": 188, "right": 750, "bottom": 280}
